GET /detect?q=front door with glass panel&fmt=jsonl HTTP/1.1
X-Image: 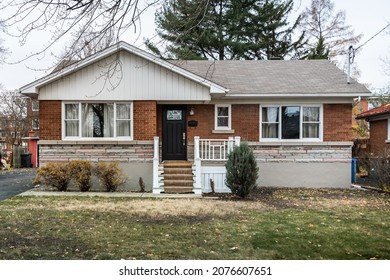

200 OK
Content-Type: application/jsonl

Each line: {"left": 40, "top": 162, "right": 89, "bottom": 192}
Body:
{"left": 162, "top": 106, "right": 187, "bottom": 160}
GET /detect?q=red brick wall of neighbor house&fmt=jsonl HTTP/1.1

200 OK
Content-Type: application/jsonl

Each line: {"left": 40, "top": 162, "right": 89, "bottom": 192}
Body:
{"left": 369, "top": 119, "right": 389, "bottom": 156}
{"left": 133, "top": 101, "right": 157, "bottom": 140}
{"left": 323, "top": 104, "right": 353, "bottom": 142}
{"left": 39, "top": 101, "right": 62, "bottom": 140}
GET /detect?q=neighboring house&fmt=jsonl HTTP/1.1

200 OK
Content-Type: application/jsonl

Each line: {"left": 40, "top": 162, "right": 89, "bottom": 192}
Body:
{"left": 19, "top": 42, "right": 371, "bottom": 193}
{"left": 356, "top": 103, "right": 390, "bottom": 156}
{"left": 0, "top": 96, "right": 39, "bottom": 162}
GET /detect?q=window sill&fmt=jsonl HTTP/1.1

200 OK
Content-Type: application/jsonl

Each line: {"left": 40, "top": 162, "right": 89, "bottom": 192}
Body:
{"left": 386, "top": 140, "right": 390, "bottom": 144}
{"left": 212, "top": 129, "right": 235, "bottom": 134}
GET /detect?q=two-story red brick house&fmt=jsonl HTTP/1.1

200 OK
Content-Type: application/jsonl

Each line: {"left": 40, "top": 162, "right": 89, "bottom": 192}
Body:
{"left": 19, "top": 42, "right": 371, "bottom": 193}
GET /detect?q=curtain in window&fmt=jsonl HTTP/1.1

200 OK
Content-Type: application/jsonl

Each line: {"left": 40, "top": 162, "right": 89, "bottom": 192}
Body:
{"left": 103, "top": 104, "right": 114, "bottom": 137}
{"left": 65, "top": 104, "right": 79, "bottom": 137}
{"left": 82, "top": 104, "right": 94, "bottom": 137}
{"left": 303, "top": 107, "right": 319, "bottom": 138}
{"left": 262, "top": 107, "right": 279, "bottom": 138}
{"left": 116, "top": 104, "right": 131, "bottom": 137}
{"left": 81, "top": 103, "right": 113, "bottom": 137}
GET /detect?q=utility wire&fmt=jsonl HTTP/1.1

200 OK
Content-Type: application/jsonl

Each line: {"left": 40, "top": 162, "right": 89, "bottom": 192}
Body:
{"left": 355, "top": 22, "right": 390, "bottom": 51}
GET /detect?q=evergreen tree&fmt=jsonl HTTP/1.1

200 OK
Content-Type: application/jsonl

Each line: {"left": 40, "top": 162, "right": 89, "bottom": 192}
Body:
{"left": 307, "top": 36, "right": 329, "bottom": 59}
{"left": 147, "top": 0, "right": 307, "bottom": 60}
{"left": 225, "top": 142, "right": 259, "bottom": 198}
{"left": 244, "top": 0, "right": 308, "bottom": 60}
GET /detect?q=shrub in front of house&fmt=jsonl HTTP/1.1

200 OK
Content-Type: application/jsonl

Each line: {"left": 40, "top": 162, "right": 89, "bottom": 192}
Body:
{"left": 68, "top": 160, "right": 92, "bottom": 192}
{"left": 34, "top": 161, "right": 127, "bottom": 192}
{"left": 225, "top": 142, "right": 259, "bottom": 198}
{"left": 33, "top": 162, "right": 71, "bottom": 191}
{"left": 94, "top": 162, "right": 127, "bottom": 192}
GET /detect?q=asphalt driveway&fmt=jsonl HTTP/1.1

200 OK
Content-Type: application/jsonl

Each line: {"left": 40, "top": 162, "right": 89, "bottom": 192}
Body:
{"left": 0, "top": 169, "right": 37, "bottom": 201}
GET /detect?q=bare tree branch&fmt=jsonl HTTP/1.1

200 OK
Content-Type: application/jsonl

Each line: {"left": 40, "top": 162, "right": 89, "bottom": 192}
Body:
{"left": 0, "top": 90, "right": 30, "bottom": 150}
{"left": 299, "top": 0, "right": 362, "bottom": 58}
{"left": 0, "top": 0, "right": 161, "bottom": 64}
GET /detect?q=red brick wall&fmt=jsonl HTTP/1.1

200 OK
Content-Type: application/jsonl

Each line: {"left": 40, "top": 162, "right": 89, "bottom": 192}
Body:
{"left": 133, "top": 101, "right": 157, "bottom": 140}
{"left": 323, "top": 104, "right": 352, "bottom": 141}
{"left": 39, "top": 101, "right": 62, "bottom": 140}
{"left": 186, "top": 104, "right": 259, "bottom": 141}
{"left": 370, "top": 119, "right": 389, "bottom": 156}
{"left": 232, "top": 104, "right": 259, "bottom": 141}
{"left": 38, "top": 102, "right": 353, "bottom": 142}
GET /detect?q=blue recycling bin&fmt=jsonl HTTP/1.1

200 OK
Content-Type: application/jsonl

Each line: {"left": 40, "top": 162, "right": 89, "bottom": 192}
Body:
{"left": 351, "top": 158, "right": 358, "bottom": 183}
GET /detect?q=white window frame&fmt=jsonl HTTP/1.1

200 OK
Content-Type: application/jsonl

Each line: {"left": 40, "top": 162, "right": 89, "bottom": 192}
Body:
{"left": 32, "top": 99, "right": 39, "bottom": 111}
{"left": 387, "top": 119, "right": 390, "bottom": 141}
{"left": 260, "top": 104, "right": 323, "bottom": 142}
{"left": 64, "top": 103, "right": 80, "bottom": 138}
{"left": 62, "top": 102, "right": 133, "bottom": 140}
{"left": 214, "top": 104, "right": 232, "bottom": 130}
{"left": 115, "top": 102, "right": 134, "bottom": 139}
{"left": 32, "top": 118, "right": 39, "bottom": 130}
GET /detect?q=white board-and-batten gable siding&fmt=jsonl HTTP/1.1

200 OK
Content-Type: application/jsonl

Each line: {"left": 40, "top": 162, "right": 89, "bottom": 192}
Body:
{"left": 38, "top": 51, "right": 211, "bottom": 101}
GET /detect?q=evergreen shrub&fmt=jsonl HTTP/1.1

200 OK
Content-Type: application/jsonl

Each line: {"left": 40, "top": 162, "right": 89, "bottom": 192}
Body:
{"left": 225, "top": 142, "right": 259, "bottom": 198}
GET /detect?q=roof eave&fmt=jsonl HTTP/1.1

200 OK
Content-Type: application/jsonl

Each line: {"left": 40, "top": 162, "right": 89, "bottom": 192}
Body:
{"left": 356, "top": 111, "right": 390, "bottom": 121}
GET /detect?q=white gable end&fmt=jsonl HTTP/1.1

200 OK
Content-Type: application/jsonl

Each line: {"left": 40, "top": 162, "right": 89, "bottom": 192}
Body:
{"left": 38, "top": 51, "right": 212, "bottom": 101}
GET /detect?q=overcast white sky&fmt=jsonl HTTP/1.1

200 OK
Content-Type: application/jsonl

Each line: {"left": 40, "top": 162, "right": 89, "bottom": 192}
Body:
{"left": 0, "top": 0, "right": 389, "bottom": 92}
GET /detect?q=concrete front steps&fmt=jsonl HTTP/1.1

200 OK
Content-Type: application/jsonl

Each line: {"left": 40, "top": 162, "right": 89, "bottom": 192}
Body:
{"left": 162, "top": 161, "right": 194, "bottom": 194}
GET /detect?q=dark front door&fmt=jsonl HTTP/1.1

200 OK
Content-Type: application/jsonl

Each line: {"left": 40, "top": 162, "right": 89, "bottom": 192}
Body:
{"left": 162, "top": 105, "right": 187, "bottom": 160}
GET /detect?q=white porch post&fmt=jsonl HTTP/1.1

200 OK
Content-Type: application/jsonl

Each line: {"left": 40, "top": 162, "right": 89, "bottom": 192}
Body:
{"left": 193, "top": 136, "right": 202, "bottom": 194}
{"left": 234, "top": 136, "right": 241, "bottom": 147}
{"left": 228, "top": 136, "right": 234, "bottom": 152}
{"left": 152, "top": 136, "right": 161, "bottom": 194}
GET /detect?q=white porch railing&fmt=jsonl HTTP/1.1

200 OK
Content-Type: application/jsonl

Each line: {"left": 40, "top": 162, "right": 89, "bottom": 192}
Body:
{"left": 198, "top": 137, "right": 241, "bottom": 161}
{"left": 194, "top": 136, "right": 240, "bottom": 193}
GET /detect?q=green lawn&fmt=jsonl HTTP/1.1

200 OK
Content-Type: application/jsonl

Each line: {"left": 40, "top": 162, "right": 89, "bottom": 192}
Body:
{"left": 0, "top": 188, "right": 389, "bottom": 260}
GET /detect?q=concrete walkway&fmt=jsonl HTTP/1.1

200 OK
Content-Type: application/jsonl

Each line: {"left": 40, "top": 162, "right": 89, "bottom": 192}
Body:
{"left": 19, "top": 190, "right": 204, "bottom": 199}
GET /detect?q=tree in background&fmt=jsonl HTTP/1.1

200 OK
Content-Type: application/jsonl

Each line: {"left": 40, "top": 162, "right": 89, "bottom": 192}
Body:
{"left": 307, "top": 35, "right": 329, "bottom": 59}
{"left": 147, "top": 0, "right": 307, "bottom": 60}
{"left": 0, "top": 22, "right": 7, "bottom": 63}
{"left": 299, "top": 0, "right": 362, "bottom": 59}
{"left": 58, "top": 27, "right": 116, "bottom": 62}
{"left": 0, "top": 90, "right": 29, "bottom": 150}
{"left": 146, "top": 0, "right": 255, "bottom": 60}
{"left": 370, "top": 30, "right": 390, "bottom": 108}
{"left": 243, "top": 0, "right": 307, "bottom": 60}
{"left": 0, "top": 0, "right": 160, "bottom": 63}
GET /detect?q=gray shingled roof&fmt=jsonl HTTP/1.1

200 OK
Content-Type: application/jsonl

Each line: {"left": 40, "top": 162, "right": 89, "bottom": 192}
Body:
{"left": 172, "top": 60, "right": 370, "bottom": 95}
